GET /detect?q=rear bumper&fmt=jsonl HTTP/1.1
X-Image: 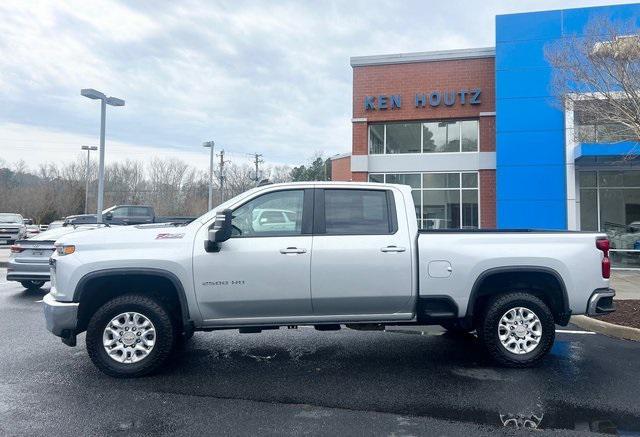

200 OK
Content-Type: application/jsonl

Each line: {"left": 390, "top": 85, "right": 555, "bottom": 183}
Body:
{"left": 6, "top": 258, "right": 50, "bottom": 282}
{"left": 587, "top": 288, "right": 616, "bottom": 315}
{"left": 43, "top": 293, "right": 78, "bottom": 338}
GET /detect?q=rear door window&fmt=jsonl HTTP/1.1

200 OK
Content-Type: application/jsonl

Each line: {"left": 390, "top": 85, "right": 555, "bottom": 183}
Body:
{"left": 322, "top": 189, "right": 394, "bottom": 235}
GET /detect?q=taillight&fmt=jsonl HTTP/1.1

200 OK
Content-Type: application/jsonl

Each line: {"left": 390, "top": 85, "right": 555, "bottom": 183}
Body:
{"left": 10, "top": 245, "right": 24, "bottom": 253}
{"left": 596, "top": 238, "right": 610, "bottom": 279}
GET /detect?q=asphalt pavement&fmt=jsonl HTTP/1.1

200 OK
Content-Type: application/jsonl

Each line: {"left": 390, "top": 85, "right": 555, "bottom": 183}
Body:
{"left": 1, "top": 269, "right": 640, "bottom": 436}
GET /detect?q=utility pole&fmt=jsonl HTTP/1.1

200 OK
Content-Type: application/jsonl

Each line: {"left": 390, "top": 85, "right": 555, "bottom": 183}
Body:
{"left": 202, "top": 141, "right": 215, "bottom": 210}
{"left": 252, "top": 153, "right": 263, "bottom": 186}
{"left": 81, "top": 146, "right": 98, "bottom": 214}
{"left": 217, "top": 150, "right": 227, "bottom": 203}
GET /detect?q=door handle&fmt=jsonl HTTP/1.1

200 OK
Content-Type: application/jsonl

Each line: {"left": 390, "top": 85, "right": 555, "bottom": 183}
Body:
{"left": 279, "top": 247, "right": 307, "bottom": 255}
{"left": 381, "top": 245, "right": 406, "bottom": 253}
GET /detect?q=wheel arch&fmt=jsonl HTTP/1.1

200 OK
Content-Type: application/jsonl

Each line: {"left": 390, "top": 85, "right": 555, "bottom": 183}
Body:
{"left": 466, "top": 266, "right": 570, "bottom": 325}
{"left": 74, "top": 268, "right": 191, "bottom": 333}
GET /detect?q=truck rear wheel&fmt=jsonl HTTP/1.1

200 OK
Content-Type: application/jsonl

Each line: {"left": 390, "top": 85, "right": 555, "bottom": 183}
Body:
{"left": 477, "top": 292, "right": 555, "bottom": 368}
{"left": 86, "top": 294, "right": 175, "bottom": 378}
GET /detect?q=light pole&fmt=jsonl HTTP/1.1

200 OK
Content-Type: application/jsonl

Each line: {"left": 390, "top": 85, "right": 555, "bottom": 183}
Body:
{"left": 81, "top": 145, "right": 98, "bottom": 214}
{"left": 203, "top": 141, "right": 215, "bottom": 210}
{"left": 81, "top": 89, "right": 125, "bottom": 223}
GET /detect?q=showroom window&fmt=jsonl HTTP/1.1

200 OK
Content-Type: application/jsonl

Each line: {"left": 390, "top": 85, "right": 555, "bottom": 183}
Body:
{"left": 369, "top": 120, "right": 479, "bottom": 154}
{"left": 580, "top": 170, "right": 640, "bottom": 268}
{"left": 574, "top": 100, "right": 637, "bottom": 143}
{"left": 369, "top": 172, "right": 479, "bottom": 229}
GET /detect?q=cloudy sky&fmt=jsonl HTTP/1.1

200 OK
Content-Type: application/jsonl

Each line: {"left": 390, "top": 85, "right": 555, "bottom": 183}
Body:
{"left": 0, "top": 0, "right": 636, "bottom": 170}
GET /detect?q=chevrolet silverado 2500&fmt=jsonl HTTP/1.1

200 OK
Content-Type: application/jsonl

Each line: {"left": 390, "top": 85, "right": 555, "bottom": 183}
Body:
{"left": 43, "top": 182, "right": 615, "bottom": 377}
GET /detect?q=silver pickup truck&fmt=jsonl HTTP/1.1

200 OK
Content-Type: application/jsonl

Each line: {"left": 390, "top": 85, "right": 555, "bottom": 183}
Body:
{"left": 43, "top": 182, "right": 615, "bottom": 377}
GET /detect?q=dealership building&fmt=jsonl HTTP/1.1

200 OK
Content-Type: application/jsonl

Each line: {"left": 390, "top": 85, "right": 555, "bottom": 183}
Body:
{"left": 332, "top": 3, "right": 640, "bottom": 243}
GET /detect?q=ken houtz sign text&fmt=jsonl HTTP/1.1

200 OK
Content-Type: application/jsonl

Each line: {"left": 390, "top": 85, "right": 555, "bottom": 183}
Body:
{"left": 364, "top": 89, "right": 481, "bottom": 110}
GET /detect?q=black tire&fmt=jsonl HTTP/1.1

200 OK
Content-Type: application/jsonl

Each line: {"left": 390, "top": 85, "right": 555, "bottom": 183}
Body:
{"left": 86, "top": 294, "right": 175, "bottom": 378}
{"left": 21, "top": 280, "right": 45, "bottom": 290}
{"left": 440, "top": 320, "right": 474, "bottom": 334}
{"left": 477, "top": 292, "right": 555, "bottom": 368}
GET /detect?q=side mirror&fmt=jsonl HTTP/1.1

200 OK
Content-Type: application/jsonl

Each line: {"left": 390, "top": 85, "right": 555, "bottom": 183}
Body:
{"left": 205, "top": 209, "right": 233, "bottom": 252}
{"left": 105, "top": 212, "right": 113, "bottom": 221}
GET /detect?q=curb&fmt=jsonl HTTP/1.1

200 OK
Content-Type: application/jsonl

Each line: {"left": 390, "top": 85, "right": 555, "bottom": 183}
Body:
{"left": 571, "top": 315, "right": 640, "bottom": 342}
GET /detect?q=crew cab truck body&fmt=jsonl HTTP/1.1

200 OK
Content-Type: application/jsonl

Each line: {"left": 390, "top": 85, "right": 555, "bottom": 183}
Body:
{"left": 43, "top": 182, "right": 615, "bottom": 377}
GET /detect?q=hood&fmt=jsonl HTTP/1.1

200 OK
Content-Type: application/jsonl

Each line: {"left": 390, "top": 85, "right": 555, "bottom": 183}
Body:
{"left": 55, "top": 221, "right": 197, "bottom": 246}
{"left": 29, "top": 225, "right": 100, "bottom": 241}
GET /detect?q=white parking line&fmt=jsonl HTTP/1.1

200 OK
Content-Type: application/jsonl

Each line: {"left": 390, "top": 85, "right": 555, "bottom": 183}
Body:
{"left": 556, "top": 329, "right": 596, "bottom": 335}
{"left": 35, "top": 299, "right": 43, "bottom": 303}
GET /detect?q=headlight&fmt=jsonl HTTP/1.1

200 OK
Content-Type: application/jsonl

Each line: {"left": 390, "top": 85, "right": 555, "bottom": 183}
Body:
{"left": 55, "top": 244, "right": 76, "bottom": 256}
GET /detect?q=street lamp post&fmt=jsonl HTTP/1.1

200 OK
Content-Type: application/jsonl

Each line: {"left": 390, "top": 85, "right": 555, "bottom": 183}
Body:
{"left": 81, "top": 89, "right": 125, "bottom": 223}
{"left": 81, "top": 145, "right": 98, "bottom": 214}
{"left": 203, "top": 141, "right": 215, "bottom": 210}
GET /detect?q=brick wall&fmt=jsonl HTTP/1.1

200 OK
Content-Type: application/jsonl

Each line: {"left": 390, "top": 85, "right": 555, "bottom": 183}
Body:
{"left": 480, "top": 169, "right": 496, "bottom": 228}
{"left": 330, "top": 156, "right": 352, "bottom": 181}
{"left": 479, "top": 115, "right": 495, "bottom": 152}
{"left": 352, "top": 57, "right": 495, "bottom": 121}
{"left": 350, "top": 55, "right": 497, "bottom": 226}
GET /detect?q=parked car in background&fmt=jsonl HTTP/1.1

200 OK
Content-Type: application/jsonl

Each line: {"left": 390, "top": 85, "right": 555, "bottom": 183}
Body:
{"left": 23, "top": 218, "right": 34, "bottom": 225}
{"left": 0, "top": 213, "right": 27, "bottom": 245}
{"left": 7, "top": 224, "right": 102, "bottom": 290}
{"left": 64, "top": 205, "right": 196, "bottom": 226}
{"left": 26, "top": 225, "right": 41, "bottom": 238}
{"left": 47, "top": 220, "right": 65, "bottom": 230}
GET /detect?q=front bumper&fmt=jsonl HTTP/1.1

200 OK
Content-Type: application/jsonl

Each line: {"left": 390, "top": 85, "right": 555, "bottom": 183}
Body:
{"left": 43, "top": 293, "right": 78, "bottom": 338}
{"left": 587, "top": 288, "right": 616, "bottom": 315}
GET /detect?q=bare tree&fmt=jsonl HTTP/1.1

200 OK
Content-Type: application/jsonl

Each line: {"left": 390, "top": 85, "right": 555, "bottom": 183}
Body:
{"left": 546, "top": 17, "right": 640, "bottom": 155}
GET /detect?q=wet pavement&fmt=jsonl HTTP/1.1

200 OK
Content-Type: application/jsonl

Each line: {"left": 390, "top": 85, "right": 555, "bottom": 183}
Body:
{"left": 1, "top": 269, "right": 640, "bottom": 436}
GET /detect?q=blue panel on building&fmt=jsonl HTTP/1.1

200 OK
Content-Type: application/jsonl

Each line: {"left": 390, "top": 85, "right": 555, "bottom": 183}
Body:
{"left": 495, "top": 4, "right": 640, "bottom": 230}
{"left": 497, "top": 165, "right": 566, "bottom": 202}
{"left": 496, "top": 97, "right": 563, "bottom": 133}
{"left": 498, "top": 200, "right": 567, "bottom": 229}
{"left": 496, "top": 10, "right": 562, "bottom": 42}
{"left": 562, "top": 5, "right": 640, "bottom": 34}
{"left": 496, "top": 68, "right": 553, "bottom": 99}
{"left": 497, "top": 131, "right": 565, "bottom": 166}
{"left": 495, "top": 40, "right": 555, "bottom": 70}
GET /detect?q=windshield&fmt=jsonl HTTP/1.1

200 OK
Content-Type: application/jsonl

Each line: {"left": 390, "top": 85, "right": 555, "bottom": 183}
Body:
{"left": 0, "top": 213, "right": 23, "bottom": 223}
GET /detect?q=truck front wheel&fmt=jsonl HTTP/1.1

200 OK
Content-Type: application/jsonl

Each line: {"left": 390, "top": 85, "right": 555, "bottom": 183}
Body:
{"left": 86, "top": 294, "right": 175, "bottom": 378}
{"left": 477, "top": 292, "right": 555, "bottom": 368}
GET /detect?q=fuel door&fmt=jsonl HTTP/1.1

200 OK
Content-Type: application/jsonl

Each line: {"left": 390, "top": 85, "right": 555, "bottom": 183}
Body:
{"left": 428, "top": 260, "right": 452, "bottom": 278}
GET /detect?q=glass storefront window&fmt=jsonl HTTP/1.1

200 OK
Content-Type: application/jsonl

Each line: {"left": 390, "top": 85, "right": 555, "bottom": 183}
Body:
{"left": 461, "top": 120, "right": 479, "bottom": 152}
{"left": 386, "top": 123, "right": 421, "bottom": 154}
{"left": 462, "top": 172, "right": 478, "bottom": 188}
{"left": 579, "top": 188, "right": 598, "bottom": 231}
{"left": 369, "top": 120, "right": 479, "bottom": 154}
{"left": 368, "top": 173, "right": 384, "bottom": 183}
{"left": 369, "top": 125, "right": 384, "bottom": 154}
{"left": 369, "top": 172, "right": 479, "bottom": 230}
{"left": 423, "top": 173, "right": 459, "bottom": 188}
{"left": 423, "top": 190, "right": 460, "bottom": 229}
{"left": 579, "top": 170, "right": 640, "bottom": 268}
{"left": 386, "top": 173, "right": 421, "bottom": 188}
{"left": 462, "top": 190, "right": 479, "bottom": 229}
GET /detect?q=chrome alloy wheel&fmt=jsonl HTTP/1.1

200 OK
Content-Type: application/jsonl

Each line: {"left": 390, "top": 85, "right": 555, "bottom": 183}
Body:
{"left": 103, "top": 312, "right": 156, "bottom": 364}
{"left": 497, "top": 307, "right": 542, "bottom": 354}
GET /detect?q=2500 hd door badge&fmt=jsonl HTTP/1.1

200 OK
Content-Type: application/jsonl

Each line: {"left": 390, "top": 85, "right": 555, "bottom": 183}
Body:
{"left": 202, "top": 280, "right": 246, "bottom": 286}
